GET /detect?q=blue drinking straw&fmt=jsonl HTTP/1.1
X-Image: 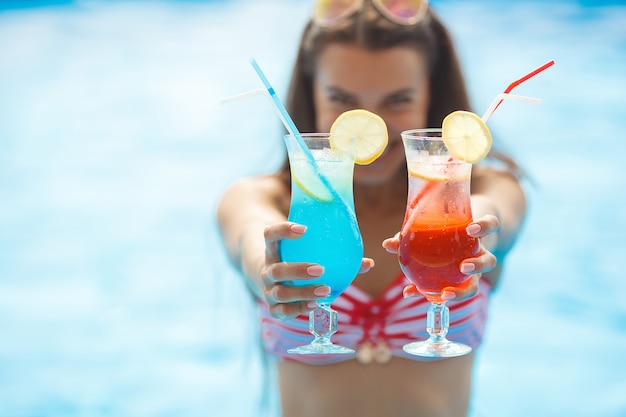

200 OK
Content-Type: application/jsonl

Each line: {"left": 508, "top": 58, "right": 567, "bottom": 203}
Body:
{"left": 249, "top": 59, "right": 309, "bottom": 156}
{"left": 249, "top": 58, "right": 340, "bottom": 201}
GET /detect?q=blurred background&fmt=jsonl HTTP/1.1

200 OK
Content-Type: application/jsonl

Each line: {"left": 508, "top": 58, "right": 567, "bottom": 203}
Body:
{"left": 0, "top": 0, "right": 625, "bottom": 416}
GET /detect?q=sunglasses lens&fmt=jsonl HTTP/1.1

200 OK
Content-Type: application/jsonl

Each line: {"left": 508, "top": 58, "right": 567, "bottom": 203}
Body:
{"left": 377, "top": 0, "right": 428, "bottom": 24}
{"left": 314, "top": 0, "right": 361, "bottom": 26}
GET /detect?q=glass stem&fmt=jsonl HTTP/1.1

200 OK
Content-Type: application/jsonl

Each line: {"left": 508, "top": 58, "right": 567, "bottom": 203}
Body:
{"left": 426, "top": 302, "right": 449, "bottom": 342}
{"left": 309, "top": 303, "right": 337, "bottom": 346}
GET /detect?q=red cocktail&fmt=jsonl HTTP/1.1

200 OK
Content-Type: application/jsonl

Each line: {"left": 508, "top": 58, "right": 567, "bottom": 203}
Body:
{"left": 398, "top": 129, "right": 479, "bottom": 357}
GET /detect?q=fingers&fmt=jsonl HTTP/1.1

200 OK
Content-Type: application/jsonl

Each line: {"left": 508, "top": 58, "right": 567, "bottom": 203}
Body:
{"left": 263, "top": 222, "right": 307, "bottom": 264}
{"left": 459, "top": 250, "right": 497, "bottom": 276}
{"left": 395, "top": 217, "right": 500, "bottom": 304}
{"left": 403, "top": 284, "right": 419, "bottom": 298}
{"left": 402, "top": 246, "right": 494, "bottom": 302}
{"left": 403, "top": 275, "right": 481, "bottom": 302}
{"left": 463, "top": 214, "right": 498, "bottom": 276}
{"left": 359, "top": 257, "right": 375, "bottom": 274}
{"left": 264, "top": 256, "right": 376, "bottom": 320}
{"left": 384, "top": 216, "right": 499, "bottom": 258}
{"left": 265, "top": 282, "right": 332, "bottom": 320}
{"left": 262, "top": 222, "right": 376, "bottom": 320}
{"left": 270, "top": 301, "right": 318, "bottom": 321}
{"left": 382, "top": 232, "right": 400, "bottom": 254}
{"left": 442, "top": 275, "right": 480, "bottom": 301}
{"left": 261, "top": 222, "right": 329, "bottom": 320}
{"left": 466, "top": 214, "right": 500, "bottom": 238}
{"left": 264, "top": 261, "right": 324, "bottom": 285}
{"left": 262, "top": 261, "right": 331, "bottom": 320}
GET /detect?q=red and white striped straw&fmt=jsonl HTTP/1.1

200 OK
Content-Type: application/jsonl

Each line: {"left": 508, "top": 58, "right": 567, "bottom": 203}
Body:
{"left": 481, "top": 60, "right": 555, "bottom": 122}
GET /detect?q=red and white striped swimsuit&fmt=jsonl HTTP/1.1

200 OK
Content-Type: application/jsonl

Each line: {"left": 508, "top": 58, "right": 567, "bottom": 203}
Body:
{"left": 258, "top": 274, "right": 491, "bottom": 364}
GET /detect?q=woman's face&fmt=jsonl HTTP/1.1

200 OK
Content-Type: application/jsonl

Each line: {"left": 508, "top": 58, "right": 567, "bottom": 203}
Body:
{"left": 313, "top": 43, "right": 430, "bottom": 185}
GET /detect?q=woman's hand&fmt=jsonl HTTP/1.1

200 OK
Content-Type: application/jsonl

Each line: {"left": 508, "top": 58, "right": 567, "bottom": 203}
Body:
{"left": 382, "top": 215, "right": 499, "bottom": 301}
{"left": 262, "top": 221, "right": 374, "bottom": 320}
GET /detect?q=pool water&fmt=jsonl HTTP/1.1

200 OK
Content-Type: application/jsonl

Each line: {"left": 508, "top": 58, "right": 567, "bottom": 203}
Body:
{"left": 0, "top": 1, "right": 625, "bottom": 416}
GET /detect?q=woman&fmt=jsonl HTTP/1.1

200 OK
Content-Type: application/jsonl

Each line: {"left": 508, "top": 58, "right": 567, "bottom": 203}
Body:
{"left": 218, "top": 1, "right": 527, "bottom": 416}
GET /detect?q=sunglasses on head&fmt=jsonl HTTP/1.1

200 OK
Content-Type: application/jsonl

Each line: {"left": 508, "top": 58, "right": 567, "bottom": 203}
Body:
{"left": 313, "top": 0, "right": 429, "bottom": 27}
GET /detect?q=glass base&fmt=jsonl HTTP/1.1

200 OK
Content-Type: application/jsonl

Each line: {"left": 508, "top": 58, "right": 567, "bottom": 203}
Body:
{"left": 286, "top": 304, "right": 354, "bottom": 355}
{"left": 402, "top": 338, "right": 472, "bottom": 358}
{"left": 288, "top": 340, "right": 355, "bottom": 355}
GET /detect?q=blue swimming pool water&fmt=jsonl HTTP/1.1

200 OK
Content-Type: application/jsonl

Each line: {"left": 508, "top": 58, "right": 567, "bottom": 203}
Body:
{"left": 0, "top": 1, "right": 624, "bottom": 416}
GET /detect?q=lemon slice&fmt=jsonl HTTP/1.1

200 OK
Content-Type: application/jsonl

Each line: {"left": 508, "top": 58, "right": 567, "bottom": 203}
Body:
{"left": 329, "top": 109, "right": 388, "bottom": 165}
{"left": 441, "top": 110, "right": 492, "bottom": 164}
{"left": 408, "top": 164, "right": 472, "bottom": 181}
{"left": 291, "top": 158, "right": 333, "bottom": 202}
{"left": 407, "top": 163, "right": 450, "bottom": 182}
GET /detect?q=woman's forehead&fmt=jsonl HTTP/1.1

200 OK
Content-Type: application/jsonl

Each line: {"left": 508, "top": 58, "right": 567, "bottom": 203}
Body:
{"left": 314, "top": 43, "right": 429, "bottom": 91}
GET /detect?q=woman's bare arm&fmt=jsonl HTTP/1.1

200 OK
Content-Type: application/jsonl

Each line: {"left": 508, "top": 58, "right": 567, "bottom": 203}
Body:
{"left": 216, "top": 176, "right": 289, "bottom": 298}
{"left": 217, "top": 175, "right": 373, "bottom": 318}
{"left": 470, "top": 167, "right": 527, "bottom": 288}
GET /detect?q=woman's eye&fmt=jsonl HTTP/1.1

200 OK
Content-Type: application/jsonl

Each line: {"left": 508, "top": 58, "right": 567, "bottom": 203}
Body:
{"left": 386, "top": 95, "right": 412, "bottom": 106}
{"left": 329, "top": 94, "right": 355, "bottom": 106}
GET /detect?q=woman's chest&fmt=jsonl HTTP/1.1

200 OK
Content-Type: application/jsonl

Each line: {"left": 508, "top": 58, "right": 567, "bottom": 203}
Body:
{"left": 353, "top": 209, "right": 404, "bottom": 297}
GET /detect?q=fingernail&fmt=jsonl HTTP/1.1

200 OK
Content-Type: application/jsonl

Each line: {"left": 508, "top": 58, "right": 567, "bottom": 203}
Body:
{"left": 290, "top": 224, "right": 307, "bottom": 234}
{"left": 306, "top": 265, "right": 324, "bottom": 277}
{"left": 306, "top": 301, "right": 318, "bottom": 309}
{"left": 442, "top": 290, "right": 456, "bottom": 300}
{"left": 466, "top": 223, "right": 481, "bottom": 235}
{"left": 460, "top": 263, "right": 475, "bottom": 273}
{"left": 313, "top": 285, "right": 331, "bottom": 297}
{"left": 403, "top": 286, "right": 417, "bottom": 298}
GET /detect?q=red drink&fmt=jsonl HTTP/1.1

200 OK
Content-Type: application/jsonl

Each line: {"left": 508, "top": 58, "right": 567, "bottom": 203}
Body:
{"left": 398, "top": 173, "right": 479, "bottom": 303}
{"left": 399, "top": 217, "right": 479, "bottom": 303}
{"left": 398, "top": 128, "right": 480, "bottom": 357}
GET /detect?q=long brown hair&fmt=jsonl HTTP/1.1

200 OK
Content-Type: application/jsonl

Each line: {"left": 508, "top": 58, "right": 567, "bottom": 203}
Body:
{"left": 277, "top": 4, "right": 521, "bottom": 184}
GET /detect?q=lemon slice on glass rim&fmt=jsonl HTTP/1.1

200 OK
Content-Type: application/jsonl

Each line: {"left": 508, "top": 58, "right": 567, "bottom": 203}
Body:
{"left": 441, "top": 110, "right": 492, "bottom": 164}
{"left": 292, "top": 109, "right": 388, "bottom": 201}
{"left": 329, "top": 109, "right": 388, "bottom": 165}
{"left": 291, "top": 157, "right": 333, "bottom": 202}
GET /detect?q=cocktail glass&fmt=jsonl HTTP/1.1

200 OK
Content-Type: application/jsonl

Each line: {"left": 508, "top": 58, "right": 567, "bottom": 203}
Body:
{"left": 281, "top": 133, "right": 363, "bottom": 354}
{"left": 398, "top": 129, "right": 480, "bottom": 358}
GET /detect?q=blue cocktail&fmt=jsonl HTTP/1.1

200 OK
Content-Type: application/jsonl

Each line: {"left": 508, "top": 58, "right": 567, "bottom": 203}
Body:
{"left": 281, "top": 133, "right": 363, "bottom": 354}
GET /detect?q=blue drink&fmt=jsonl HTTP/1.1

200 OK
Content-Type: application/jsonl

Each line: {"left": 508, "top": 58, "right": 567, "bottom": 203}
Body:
{"left": 280, "top": 133, "right": 363, "bottom": 354}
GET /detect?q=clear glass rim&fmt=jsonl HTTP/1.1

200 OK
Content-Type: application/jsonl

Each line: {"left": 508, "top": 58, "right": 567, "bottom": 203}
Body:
{"left": 284, "top": 132, "right": 331, "bottom": 139}
{"left": 284, "top": 132, "right": 352, "bottom": 157}
{"left": 400, "top": 128, "right": 443, "bottom": 140}
{"left": 284, "top": 132, "right": 332, "bottom": 147}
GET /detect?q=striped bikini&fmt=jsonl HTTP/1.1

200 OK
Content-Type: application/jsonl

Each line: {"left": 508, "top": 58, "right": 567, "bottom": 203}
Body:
{"left": 258, "top": 273, "right": 491, "bottom": 365}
